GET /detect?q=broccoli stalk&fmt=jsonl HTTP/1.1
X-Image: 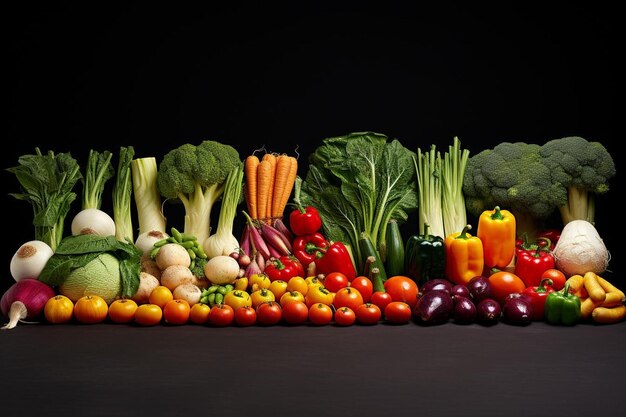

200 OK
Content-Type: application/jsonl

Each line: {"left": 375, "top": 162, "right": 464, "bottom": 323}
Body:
{"left": 559, "top": 186, "right": 595, "bottom": 225}
{"left": 157, "top": 141, "right": 241, "bottom": 244}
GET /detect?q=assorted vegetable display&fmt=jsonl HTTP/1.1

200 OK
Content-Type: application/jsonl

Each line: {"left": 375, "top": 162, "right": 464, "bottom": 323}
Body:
{"left": 2, "top": 132, "right": 622, "bottom": 330}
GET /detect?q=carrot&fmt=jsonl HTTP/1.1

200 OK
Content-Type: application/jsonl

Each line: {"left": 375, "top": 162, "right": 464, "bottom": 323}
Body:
{"left": 565, "top": 274, "right": 584, "bottom": 293}
{"left": 591, "top": 305, "right": 626, "bottom": 324}
{"left": 601, "top": 291, "right": 626, "bottom": 308}
{"left": 244, "top": 155, "right": 260, "bottom": 219}
{"left": 580, "top": 297, "right": 597, "bottom": 319}
{"left": 278, "top": 156, "right": 298, "bottom": 217}
{"left": 583, "top": 272, "right": 606, "bottom": 303}
{"left": 597, "top": 276, "right": 625, "bottom": 299}
{"left": 271, "top": 155, "right": 292, "bottom": 218}
{"left": 262, "top": 153, "right": 277, "bottom": 222}
{"left": 256, "top": 160, "right": 272, "bottom": 220}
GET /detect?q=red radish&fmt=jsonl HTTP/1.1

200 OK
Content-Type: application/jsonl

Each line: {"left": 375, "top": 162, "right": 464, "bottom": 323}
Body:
{"left": 1, "top": 279, "right": 55, "bottom": 330}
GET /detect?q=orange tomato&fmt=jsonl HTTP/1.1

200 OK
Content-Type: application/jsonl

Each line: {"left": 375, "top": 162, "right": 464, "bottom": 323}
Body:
{"left": 541, "top": 269, "right": 566, "bottom": 291}
{"left": 308, "top": 303, "right": 333, "bottom": 325}
{"left": 333, "top": 287, "right": 364, "bottom": 311}
{"left": 280, "top": 290, "right": 305, "bottom": 306}
{"left": 108, "top": 299, "right": 138, "bottom": 323}
{"left": 287, "top": 276, "right": 309, "bottom": 296}
{"left": 163, "top": 299, "right": 190, "bottom": 325}
{"left": 135, "top": 304, "right": 163, "bottom": 326}
{"left": 305, "top": 285, "right": 335, "bottom": 307}
{"left": 44, "top": 295, "right": 74, "bottom": 324}
{"left": 383, "top": 276, "right": 419, "bottom": 307}
{"left": 149, "top": 286, "right": 173, "bottom": 309}
{"left": 189, "top": 303, "right": 211, "bottom": 324}
{"left": 74, "top": 295, "right": 108, "bottom": 324}
{"left": 488, "top": 271, "right": 526, "bottom": 304}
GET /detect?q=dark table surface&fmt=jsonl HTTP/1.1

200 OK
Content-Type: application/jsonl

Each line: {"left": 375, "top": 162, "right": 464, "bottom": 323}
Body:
{"left": 1, "top": 319, "right": 624, "bottom": 417}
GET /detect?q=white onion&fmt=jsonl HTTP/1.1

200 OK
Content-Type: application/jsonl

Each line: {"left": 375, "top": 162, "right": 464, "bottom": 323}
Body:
{"left": 135, "top": 230, "right": 169, "bottom": 255}
{"left": 10, "top": 240, "right": 54, "bottom": 281}
{"left": 71, "top": 208, "right": 116, "bottom": 236}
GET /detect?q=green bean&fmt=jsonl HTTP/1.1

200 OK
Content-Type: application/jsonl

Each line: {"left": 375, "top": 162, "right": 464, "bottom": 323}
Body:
{"left": 214, "top": 293, "right": 224, "bottom": 305}
{"left": 207, "top": 292, "right": 216, "bottom": 306}
{"left": 171, "top": 227, "right": 183, "bottom": 242}
{"left": 180, "top": 240, "right": 195, "bottom": 249}
{"left": 187, "top": 248, "right": 196, "bottom": 260}
{"left": 167, "top": 236, "right": 178, "bottom": 243}
{"left": 149, "top": 246, "right": 160, "bottom": 259}
{"left": 153, "top": 239, "right": 169, "bottom": 248}
{"left": 181, "top": 233, "right": 197, "bottom": 242}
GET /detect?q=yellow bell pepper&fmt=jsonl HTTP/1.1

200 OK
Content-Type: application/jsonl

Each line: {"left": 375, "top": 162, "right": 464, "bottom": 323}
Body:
{"left": 445, "top": 224, "right": 484, "bottom": 285}
{"left": 477, "top": 206, "right": 516, "bottom": 269}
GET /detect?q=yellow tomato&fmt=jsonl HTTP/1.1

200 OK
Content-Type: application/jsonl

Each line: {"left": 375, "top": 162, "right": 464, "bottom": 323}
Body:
{"left": 44, "top": 295, "right": 74, "bottom": 324}
{"left": 224, "top": 290, "right": 252, "bottom": 310}
{"left": 234, "top": 277, "right": 248, "bottom": 291}
{"left": 108, "top": 299, "right": 138, "bottom": 323}
{"left": 305, "top": 285, "right": 335, "bottom": 307}
{"left": 268, "top": 280, "right": 288, "bottom": 301}
{"left": 134, "top": 304, "right": 163, "bottom": 326}
{"left": 189, "top": 303, "right": 211, "bottom": 324}
{"left": 74, "top": 295, "right": 108, "bottom": 324}
{"left": 149, "top": 285, "right": 173, "bottom": 309}
{"left": 287, "top": 276, "right": 308, "bottom": 296}
{"left": 250, "top": 288, "right": 276, "bottom": 308}
{"left": 305, "top": 276, "right": 324, "bottom": 289}
{"left": 280, "top": 290, "right": 305, "bottom": 306}
{"left": 249, "top": 273, "right": 271, "bottom": 291}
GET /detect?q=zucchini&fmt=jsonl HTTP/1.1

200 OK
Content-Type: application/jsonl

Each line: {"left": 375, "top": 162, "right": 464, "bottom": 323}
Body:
{"left": 359, "top": 232, "right": 387, "bottom": 292}
{"left": 385, "top": 219, "right": 405, "bottom": 277}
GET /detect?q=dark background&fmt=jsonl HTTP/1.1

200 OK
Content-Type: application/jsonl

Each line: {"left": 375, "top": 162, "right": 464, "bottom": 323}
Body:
{"left": 2, "top": 3, "right": 622, "bottom": 417}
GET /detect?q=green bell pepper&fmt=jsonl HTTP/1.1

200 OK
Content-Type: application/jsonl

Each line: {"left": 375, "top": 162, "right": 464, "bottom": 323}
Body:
{"left": 404, "top": 224, "right": 446, "bottom": 287}
{"left": 545, "top": 282, "right": 581, "bottom": 326}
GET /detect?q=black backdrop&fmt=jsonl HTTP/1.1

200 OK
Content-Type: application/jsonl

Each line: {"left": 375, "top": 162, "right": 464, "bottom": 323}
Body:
{"left": 4, "top": 2, "right": 619, "bottom": 290}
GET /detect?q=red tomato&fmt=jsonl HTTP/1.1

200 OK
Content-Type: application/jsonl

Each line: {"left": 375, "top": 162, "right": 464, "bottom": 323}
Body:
{"left": 541, "top": 269, "right": 566, "bottom": 291}
{"left": 384, "top": 276, "right": 419, "bottom": 307}
{"left": 350, "top": 276, "right": 373, "bottom": 302}
{"left": 370, "top": 291, "right": 393, "bottom": 311}
{"left": 324, "top": 272, "right": 349, "bottom": 292}
{"left": 209, "top": 304, "right": 234, "bottom": 327}
{"left": 334, "top": 307, "right": 356, "bottom": 326}
{"left": 256, "top": 301, "right": 282, "bottom": 325}
{"left": 384, "top": 301, "right": 412, "bottom": 324}
{"left": 333, "top": 287, "right": 364, "bottom": 311}
{"left": 163, "top": 299, "right": 190, "bottom": 325}
{"left": 488, "top": 271, "right": 526, "bottom": 305}
{"left": 234, "top": 306, "right": 257, "bottom": 326}
{"left": 308, "top": 303, "right": 333, "bottom": 325}
{"left": 282, "top": 301, "right": 309, "bottom": 325}
{"left": 356, "top": 303, "right": 381, "bottom": 325}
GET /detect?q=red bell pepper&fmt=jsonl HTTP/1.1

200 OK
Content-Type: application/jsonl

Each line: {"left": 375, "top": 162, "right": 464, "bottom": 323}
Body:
{"left": 537, "top": 229, "right": 560, "bottom": 250}
{"left": 265, "top": 257, "right": 300, "bottom": 282}
{"left": 514, "top": 246, "right": 556, "bottom": 288}
{"left": 279, "top": 255, "right": 305, "bottom": 278}
{"left": 293, "top": 233, "right": 329, "bottom": 268}
{"left": 515, "top": 233, "right": 538, "bottom": 258}
{"left": 314, "top": 241, "right": 356, "bottom": 281}
{"left": 289, "top": 206, "right": 322, "bottom": 236}
{"left": 522, "top": 278, "right": 555, "bottom": 320}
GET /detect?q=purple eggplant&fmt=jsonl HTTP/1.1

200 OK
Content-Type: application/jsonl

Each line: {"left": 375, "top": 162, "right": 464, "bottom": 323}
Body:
{"left": 476, "top": 298, "right": 501, "bottom": 325}
{"left": 413, "top": 290, "right": 453, "bottom": 324}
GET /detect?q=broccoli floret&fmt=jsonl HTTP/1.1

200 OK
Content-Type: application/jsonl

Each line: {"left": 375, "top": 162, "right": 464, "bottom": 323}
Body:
{"left": 157, "top": 140, "right": 241, "bottom": 243}
{"left": 539, "top": 136, "right": 615, "bottom": 225}
{"left": 463, "top": 142, "right": 567, "bottom": 234}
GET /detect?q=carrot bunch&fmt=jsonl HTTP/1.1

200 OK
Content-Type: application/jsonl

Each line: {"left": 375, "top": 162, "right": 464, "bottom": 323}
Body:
{"left": 244, "top": 152, "right": 298, "bottom": 224}
{"left": 568, "top": 272, "right": 626, "bottom": 324}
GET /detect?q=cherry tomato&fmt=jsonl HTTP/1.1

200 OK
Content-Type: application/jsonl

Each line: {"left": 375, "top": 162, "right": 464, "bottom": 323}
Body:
{"left": 370, "top": 291, "right": 393, "bottom": 311}
{"left": 250, "top": 288, "right": 276, "bottom": 308}
{"left": 280, "top": 290, "right": 305, "bottom": 306}
{"left": 287, "top": 276, "right": 309, "bottom": 296}
{"left": 324, "top": 272, "right": 349, "bottom": 292}
{"left": 44, "top": 295, "right": 74, "bottom": 324}
{"left": 384, "top": 301, "right": 412, "bottom": 324}
{"left": 356, "top": 303, "right": 381, "bottom": 325}
{"left": 108, "top": 299, "right": 138, "bottom": 324}
{"left": 308, "top": 303, "right": 333, "bottom": 325}
{"left": 234, "top": 306, "right": 257, "bottom": 326}
{"left": 163, "top": 299, "right": 190, "bottom": 325}
{"left": 74, "top": 295, "right": 108, "bottom": 324}
{"left": 268, "top": 279, "right": 288, "bottom": 301}
{"left": 256, "top": 301, "right": 282, "bottom": 325}
{"left": 305, "top": 276, "right": 324, "bottom": 289}
{"left": 209, "top": 304, "right": 234, "bottom": 327}
{"left": 333, "top": 287, "right": 364, "bottom": 311}
{"left": 224, "top": 290, "right": 252, "bottom": 309}
{"left": 149, "top": 285, "right": 173, "bottom": 309}
{"left": 189, "top": 303, "right": 211, "bottom": 324}
{"left": 134, "top": 304, "right": 163, "bottom": 326}
{"left": 541, "top": 269, "right": 566, "bottom": 291}
{"left": 334, "top": 307, "right": 356, "bottom": 326}
{"left": 488, "top": 271, "right": 526, "bottom": 305}
{"left": 282, "top": 301, "right": 309, "bottom": 325}
{"left": 305, "top": 285, "right": 334, "bottom": 307}
{"left": 384, "top": 276, "right": 419, "bottom": 307}
{"left": 350, "top": 276, "right": 373, "bottom": 302}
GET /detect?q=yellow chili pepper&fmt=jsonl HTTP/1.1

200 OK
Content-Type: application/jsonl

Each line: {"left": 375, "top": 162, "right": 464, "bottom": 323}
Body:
{"left": 445, "top": 224, "right": 484, "bottom": 285}
{"left": 477, "top": 206, "right": 516, "bottom": 269}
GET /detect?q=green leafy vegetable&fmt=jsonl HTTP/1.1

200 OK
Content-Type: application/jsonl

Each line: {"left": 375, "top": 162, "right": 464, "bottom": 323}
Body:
{"left": 82, "top": 149, "right": 114, "bottom": 210}
{"left": 113, "top": 146, "right": 135, "bottom": 242}
{"left": 414, "top": 145, "right": 444, "bottom": 238}
{"left": 7, "top": 148, "right": 82, "bottom": 251}
{"left": 441, "top": 137, "right": 470, "bottom": 237}
{"left": 300, "top": 132, "right": 417, "bottom": 272}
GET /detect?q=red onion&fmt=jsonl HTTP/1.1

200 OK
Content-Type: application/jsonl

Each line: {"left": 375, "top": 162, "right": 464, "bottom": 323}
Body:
{"left": 1, "top": 279, "right": 55, "bottom": 330}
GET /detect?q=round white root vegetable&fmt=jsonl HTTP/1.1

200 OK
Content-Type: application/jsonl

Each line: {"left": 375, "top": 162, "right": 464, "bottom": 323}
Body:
{"left": 554, "top": 220, "right": 610, "bottom": 276}
{"left": 160, "top": 265, "right": 195, "bottom": 291}
{"left": 155, "top": 243, "right": 191, "bottom": 270}
{"left": 10, "top": 240, "right": 54, "bottom": 281}
{"left": 135, "top": 230, "right": 169, "bottom": 255}
{"left": 132, "top": 272, "right": 160, "bottom": 304}
{"left": 204, "top": 255, "right": 240, "bottom": 285}
{"left": 71, "top": 208, "right": 116, "bottom": 236}
{"left": 140, "top": 255, "right": 162, "bottom": 280}
{"left": 173, "top": 283, "right": 202, "bottom": 306}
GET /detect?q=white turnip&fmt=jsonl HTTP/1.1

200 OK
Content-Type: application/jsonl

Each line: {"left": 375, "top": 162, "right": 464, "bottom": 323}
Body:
{"left": 553, "top": 220, "right": 610, "bottom": 276}
{"left": 71, "top": 208, "right": 116, "bottom": 237}
{"left": 10, "top": 240, "right": 54, "bottom": 281}
{"left": 156, "top": 244, "right": 191, "bottom": 270}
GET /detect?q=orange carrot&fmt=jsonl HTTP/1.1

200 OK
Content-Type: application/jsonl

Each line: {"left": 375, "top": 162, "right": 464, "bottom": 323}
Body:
{"left": 278, "top": 156, "right": 298, "bottom": 217}
{"left": 244, "top": 155, "right": 260, "bottom": 219}
{"left": 256, "top": 160, "right": 271, "bottom": 220}
{"left": 262, "top": 153, "right": 277, "bottom": 222}
{"left": 271, "top": 155, "right": 292, "bottom": 218}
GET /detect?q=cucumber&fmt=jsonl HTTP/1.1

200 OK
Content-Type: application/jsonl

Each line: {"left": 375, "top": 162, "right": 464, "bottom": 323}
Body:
{"left": 385, "top": 219, "right": 405, "bottom": 277}
{"left": 359, "top": 232, "right": 387, "bottom": 292}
